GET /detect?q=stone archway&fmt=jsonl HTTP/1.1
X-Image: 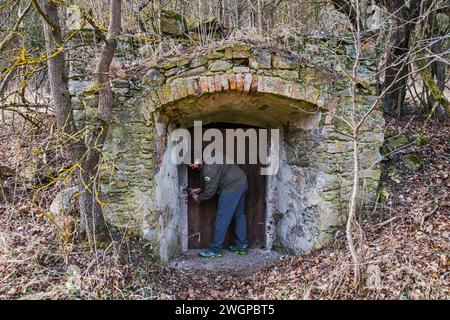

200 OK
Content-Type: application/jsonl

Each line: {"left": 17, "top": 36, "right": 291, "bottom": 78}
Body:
{"left": 90, "top": 41, "right": 385, "bottom": 262}
{"left": 150, "top": 96, "right": 323, "bottom": 261}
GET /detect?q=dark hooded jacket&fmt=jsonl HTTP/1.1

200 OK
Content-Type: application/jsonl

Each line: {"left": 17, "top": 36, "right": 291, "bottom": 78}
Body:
{"left": 198, "top": 155, "right": 247, "bottom": 201}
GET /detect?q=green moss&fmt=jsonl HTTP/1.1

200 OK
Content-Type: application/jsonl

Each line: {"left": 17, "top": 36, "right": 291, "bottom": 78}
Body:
{"left": 415, "top": 133, "right": 428, "bottom": 146}
{"left": 176, "top": 58, "right": 191, "bottom": 67}
{"left": 162, "top": 60, "right": 178, "bottom": 69}
{"left": 378, "top": 185, "right": 389, "bottom": 203}
{"left": 209, "top": 50, "right": 225, "bottom": 59}
{"left": 404, "top": 153, "right": 422, "bottom": 171}
{"left": 381, "top": 134, "right": 409, "bottom": 156}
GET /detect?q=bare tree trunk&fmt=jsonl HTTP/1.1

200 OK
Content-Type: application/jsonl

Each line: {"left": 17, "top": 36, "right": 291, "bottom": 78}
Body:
{"left": 347, "top": 133, "right": 361, "bottom": 287}
{"left": 37, "top": 0, "right": 121, "bottom": 245}
{"left": 382, "top": 0, "right": 421, "bottom": 116}
{"left": 347, "top": 0, "right": 363, "bottom": 288}
{"left": 257, "top": 0, "right": 262, "bottom": 34}
{"left": 0, "top": 2, "right": 32, "bottom": 52}
{"left": 79, "top": 0, "right": 121, "bottom": 244}
{"left": 425, "top": 0, "right": 448, "bottom": 120}
{"left": 78, "top": 170, "right": 107, "bottom": 243}
{"left": 96, "top": 0, "right": 121, "bottom": 130}
{"left": 37, "top": 1, "right": 85, "bottom": 160}
{"left": 137, "top": 2, "right": 149, "bottom": 33}
{"left": 382, "top": 1, "right": 410, "bottom": 115}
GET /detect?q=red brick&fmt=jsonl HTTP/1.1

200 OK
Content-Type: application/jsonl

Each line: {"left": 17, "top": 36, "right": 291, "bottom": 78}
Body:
{"left": 235, "top": 73, "right": 244, "bottom": 92}
{"left": 214, "top": 75, "right": 223, "bottom": 91}
{"left": 170, "top": 81, "right": 181, "bottom": 101}
{"left": 185, "top": 78, "right": 196, "bottom": 96}
{"left": 221, "top": 74, "right": 230, "bottom": 91}
{"left": 250, "top": 75, "right": 258, "bottom": 93}
{"left": 207, "top": 76, "right": 216, "bottom": 92}
{"left": 192, "top": 78, "right": 201, "bottom": 96}
{"left": 243, "top": 73, "right": 252, "bottom": 93}
{"left": 199, "top": 76, "right": 209, "bottom": 94}
{"left": 229, "top": 74, "right": 237, "bottom": 91}
{"left": 177, "top": 79, "right": 189, "bottom": 98}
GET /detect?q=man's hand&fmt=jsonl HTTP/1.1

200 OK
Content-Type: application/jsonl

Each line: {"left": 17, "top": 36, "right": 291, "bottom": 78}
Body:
{"left": 187, "top": 187, "right": 202, "bottom": 204}
{"left": 192, "top": 193, "right": 200, "bottom": 204}
{"left": 190, "top": 187, "right": 202, "bottom": 196}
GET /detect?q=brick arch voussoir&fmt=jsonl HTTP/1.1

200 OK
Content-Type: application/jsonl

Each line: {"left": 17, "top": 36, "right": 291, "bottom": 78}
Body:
{"left": 148, "top": 72, "right": 321, "bottom": 110}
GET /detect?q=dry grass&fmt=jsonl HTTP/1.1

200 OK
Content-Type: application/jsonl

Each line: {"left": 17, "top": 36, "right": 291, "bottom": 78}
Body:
{"left": 0, "top": 114, "right": 163, "bottom": 299}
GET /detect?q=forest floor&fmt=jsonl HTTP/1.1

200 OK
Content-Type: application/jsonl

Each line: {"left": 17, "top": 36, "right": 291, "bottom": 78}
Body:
{"left": 0, "top": 114, "right": 448, "bottom": 300}
{"left": 168, "top": 249, "right": 284, "bottom": 275}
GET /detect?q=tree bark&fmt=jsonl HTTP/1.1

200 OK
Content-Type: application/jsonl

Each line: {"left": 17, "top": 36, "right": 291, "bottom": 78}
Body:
{"left": 79, "top": 0, "right": 121, "bottom": 244}
{"left": 0, "top": 2, "right": 33, "bottom": 52}
{"left": 38, "top": 0, "right": 121, "bottom": 244}
{"left": 347, "top": 134, "right": 361, "bottom": 287}
{"left": 78, "top": 170, "right": 108, "bottom": 243}
{"left": 382, "top": 0, "right": 416, "bottom": 116}
{"left": 425, "top": 1, "right": 448, "bottom": 120}
{"left": 346, "top": 0, "right": 363, "bottom": 288}
{"left": 38, "top": 1, "right": 85, "bottom": 160}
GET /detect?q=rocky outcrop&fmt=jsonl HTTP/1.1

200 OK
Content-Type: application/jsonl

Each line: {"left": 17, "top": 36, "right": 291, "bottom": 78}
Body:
{"left": 160, "top": 10, "right": 188, "bottom": 36}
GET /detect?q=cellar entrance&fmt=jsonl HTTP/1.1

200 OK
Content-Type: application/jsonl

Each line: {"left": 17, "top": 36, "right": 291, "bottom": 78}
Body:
{"left": 187, "top": 123, "right": 267, "bottom": 249}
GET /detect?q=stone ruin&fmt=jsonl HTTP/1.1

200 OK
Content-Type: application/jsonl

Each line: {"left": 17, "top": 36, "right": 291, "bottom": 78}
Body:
{"left": 73, "top": 39, "right": 385, "bottom": 263}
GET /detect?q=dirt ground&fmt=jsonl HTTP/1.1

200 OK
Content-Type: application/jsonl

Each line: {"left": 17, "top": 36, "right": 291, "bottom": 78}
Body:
{"left": 168, "top": 249, "right": 284, "bottom": 275}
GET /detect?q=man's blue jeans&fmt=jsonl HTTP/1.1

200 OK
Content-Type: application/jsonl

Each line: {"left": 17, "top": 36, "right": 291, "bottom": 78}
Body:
{"left": 209, "top": 180, "right": 248, "bottom": 253}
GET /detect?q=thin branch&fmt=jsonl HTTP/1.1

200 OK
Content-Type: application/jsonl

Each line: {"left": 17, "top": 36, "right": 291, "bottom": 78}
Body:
{"left": 0, "top": 1, "right": 33, "bottom": 51}
{"left": 31, "top": 0, "right": 57, "bottom": 32}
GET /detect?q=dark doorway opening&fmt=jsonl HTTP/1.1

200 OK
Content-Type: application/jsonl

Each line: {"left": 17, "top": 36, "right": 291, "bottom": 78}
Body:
{"left": 187, "top": 123, "right": 267, "bottom": 249}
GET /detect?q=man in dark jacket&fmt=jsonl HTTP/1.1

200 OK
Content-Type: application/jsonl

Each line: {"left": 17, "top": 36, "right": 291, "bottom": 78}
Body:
{"left": 188, "top": 155, "right": 248, "bottom": 258}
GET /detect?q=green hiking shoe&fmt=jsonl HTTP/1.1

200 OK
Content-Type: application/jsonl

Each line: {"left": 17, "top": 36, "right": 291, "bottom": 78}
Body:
{"left": 228, "top": 244, "right": 248, "bottom": 255}
{"left": 199, "top": 249, "right": 223, "bottom": 258}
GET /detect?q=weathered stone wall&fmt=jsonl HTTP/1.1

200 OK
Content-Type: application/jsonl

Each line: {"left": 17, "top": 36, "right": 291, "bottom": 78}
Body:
{"left": 274, "top": 98, "right": 383, "bottom": 254}
{"left": 73, "top": 39, "right": 384, "bottom": 261}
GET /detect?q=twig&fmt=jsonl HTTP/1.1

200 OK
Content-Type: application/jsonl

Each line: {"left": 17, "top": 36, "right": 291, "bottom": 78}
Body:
{"left": 420, "top": 205, "right": 439, "bottom": 227}
{"left": 31, "top": 0, "right": 57, "bottom": 32}
{"left": 373, "top": 216, "right": 399, "bottom": 230}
